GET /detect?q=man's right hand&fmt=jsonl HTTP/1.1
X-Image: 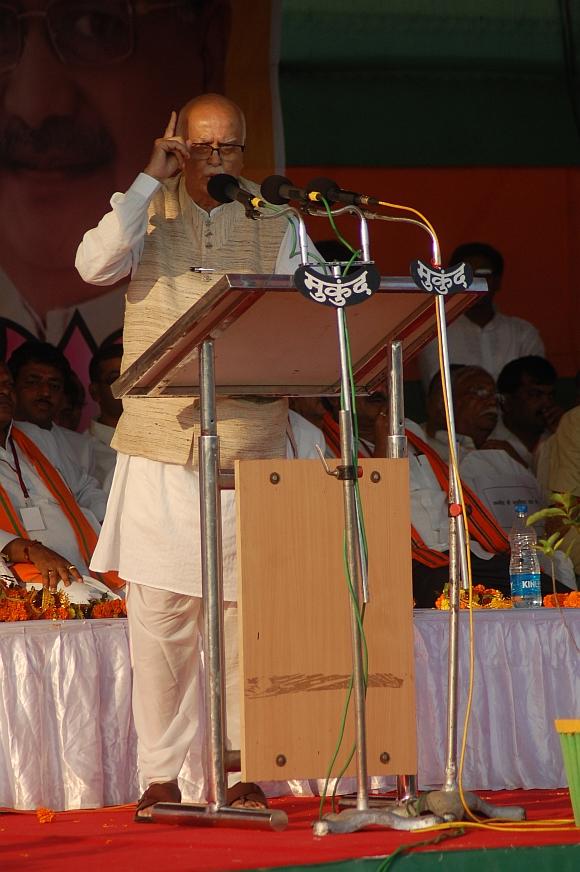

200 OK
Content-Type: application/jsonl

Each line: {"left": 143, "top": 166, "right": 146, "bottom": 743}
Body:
{"left": 2, "top": 538, "right": 82, "bottom": 591}
{"left": 144, "top": 112, "right": 191, "bottom": 181}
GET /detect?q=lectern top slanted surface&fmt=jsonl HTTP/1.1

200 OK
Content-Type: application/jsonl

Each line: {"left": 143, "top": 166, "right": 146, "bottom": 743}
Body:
{"left": 113, "top": 274, "right": 485, "bottom": 399}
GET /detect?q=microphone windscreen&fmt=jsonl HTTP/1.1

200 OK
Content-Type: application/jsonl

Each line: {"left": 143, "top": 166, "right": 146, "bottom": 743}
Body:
{"left": 261, "top": 174, "right": 293, "bottom": 205}
{"left": 207, "top": 173, "right": 238, "bottom": 203}
{"left": 306, "top": 177, "right": 339, "bottom": 202}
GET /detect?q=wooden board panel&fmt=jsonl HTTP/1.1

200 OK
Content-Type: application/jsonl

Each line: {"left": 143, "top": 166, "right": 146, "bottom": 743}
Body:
{"left": 236, "top": 458, "right": 417, "bottom": 782}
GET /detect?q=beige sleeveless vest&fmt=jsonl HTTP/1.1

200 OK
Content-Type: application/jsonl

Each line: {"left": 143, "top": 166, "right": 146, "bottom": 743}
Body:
{"left": 112, "top": 176, "right": 288, "bottom": 466}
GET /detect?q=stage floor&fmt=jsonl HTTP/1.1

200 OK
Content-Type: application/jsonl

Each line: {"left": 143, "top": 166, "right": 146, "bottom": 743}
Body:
{"left": 1, "top": 789, "right": 579, "bottom": 872}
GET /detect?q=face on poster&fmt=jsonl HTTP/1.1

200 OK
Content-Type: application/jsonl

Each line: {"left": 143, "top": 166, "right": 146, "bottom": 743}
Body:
{"left": 0, "top": 0, "right": 231, "bottom": 329}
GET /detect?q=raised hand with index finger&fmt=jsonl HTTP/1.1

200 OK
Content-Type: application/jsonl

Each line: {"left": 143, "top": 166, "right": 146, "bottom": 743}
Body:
{"left": 144, "top": 111, "right": 192, "bottom": 181}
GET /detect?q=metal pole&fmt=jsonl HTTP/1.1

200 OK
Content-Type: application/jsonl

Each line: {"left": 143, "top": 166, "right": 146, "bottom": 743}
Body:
{"left": 433, "top": 295, "right": 466, "bottom": 793}
{"left": 386, "top": 341, "right": 418, "bottom": 804}
{"left": 386, "top": 340, "right": 406, "bottom": 461}
{"left": 152, "top": 338, "right": 288, "bottom": 831}
{"left": 336, "top": 308, "right": 369, "bottom": 812}
{"left": 199, "top": 339, "right": 228, "bottom": 810}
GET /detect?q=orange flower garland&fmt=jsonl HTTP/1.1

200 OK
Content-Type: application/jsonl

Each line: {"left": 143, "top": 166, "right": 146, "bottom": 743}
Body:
{"left": 544, "top": 590, "right": 580, "bottom": 608}
{"left": 435, "top": 585, "right": 580, "bottom": 610}
{"left": 0, "top": 583, "right": 126, "bottom": 622}
{"left": 435, "top": 584, "right": 512, "bottom": 610}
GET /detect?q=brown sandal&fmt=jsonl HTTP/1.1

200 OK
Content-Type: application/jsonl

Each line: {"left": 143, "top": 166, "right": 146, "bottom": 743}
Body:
{"left": 227, "top": 781, "right": 268, "bottom": 809}
{"left": 134, "top": 780, "right": 181, "bottom": 823}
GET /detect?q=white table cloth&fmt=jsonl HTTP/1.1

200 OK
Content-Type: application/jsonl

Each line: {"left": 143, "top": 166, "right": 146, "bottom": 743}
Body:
{"left": 414, "top": 609, "right": 580, "bottom": 791}
{"left": 1, "top": 610, "right": 578, "bottom": 809}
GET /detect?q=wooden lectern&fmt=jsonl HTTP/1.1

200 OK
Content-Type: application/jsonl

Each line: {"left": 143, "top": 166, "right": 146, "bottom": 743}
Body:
{"left": 113, "top": 273, "right": 484, "bottom": 828}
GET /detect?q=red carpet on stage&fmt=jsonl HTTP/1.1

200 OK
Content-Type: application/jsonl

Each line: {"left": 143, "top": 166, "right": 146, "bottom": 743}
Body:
{"left": 1, "top": 789, "right": 579, "bottom": 871}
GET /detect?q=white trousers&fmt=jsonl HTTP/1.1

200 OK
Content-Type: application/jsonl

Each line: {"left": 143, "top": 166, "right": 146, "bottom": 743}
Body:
{"left": 126, "top": 583, "right": 239, "bottom": 798}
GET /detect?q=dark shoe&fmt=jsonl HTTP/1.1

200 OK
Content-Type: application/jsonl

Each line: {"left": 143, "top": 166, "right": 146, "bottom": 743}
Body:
{"left": 134, "top": 780, "right": 181, "bottom": 823}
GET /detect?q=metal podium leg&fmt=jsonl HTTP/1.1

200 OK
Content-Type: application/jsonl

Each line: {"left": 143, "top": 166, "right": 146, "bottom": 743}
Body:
{"left": 388, "top": 341, "right": 418, "bottom": 804}
{"left": 199, "top": 339, "right": 227, "bottom": 810}
{"left": 151, "top": 339, "right": 288, "bottom": 831}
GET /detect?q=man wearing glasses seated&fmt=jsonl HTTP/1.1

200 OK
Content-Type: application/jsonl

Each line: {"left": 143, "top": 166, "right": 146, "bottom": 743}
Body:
{"left": 76, "top": 92, "right": 319, "bottom": 820}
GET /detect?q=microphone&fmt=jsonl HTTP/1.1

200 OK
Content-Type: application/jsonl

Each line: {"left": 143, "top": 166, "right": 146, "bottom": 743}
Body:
{"left": 306, "top": 177, "right": 379, "bottom": 207}
{"left": 260, "top": 174, "right": 310, "bottom": 205}
{"left": 207, "top": 174, "right": 264, "bottom": 210}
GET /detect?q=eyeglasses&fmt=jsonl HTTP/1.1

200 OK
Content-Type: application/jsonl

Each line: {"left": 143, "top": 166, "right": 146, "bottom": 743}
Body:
{"left": 189, "top": 143, "right": 245, "bottom": 160}
{"left": 0, "top": 1, "right": 188, "bottom": 73}
{"left": 463, "top": 387, "right": 499, "bottom": 401}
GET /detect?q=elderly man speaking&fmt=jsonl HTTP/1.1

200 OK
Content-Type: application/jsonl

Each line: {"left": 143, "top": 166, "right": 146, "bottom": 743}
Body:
{"left": 76, "top": 93, "right": 316, "bottom": 820}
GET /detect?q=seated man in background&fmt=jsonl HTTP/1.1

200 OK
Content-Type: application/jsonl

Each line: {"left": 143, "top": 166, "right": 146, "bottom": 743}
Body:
{"left": 0, "top": 363, "right": 121, "bottom": 601}
{"left": 492, "top": 355, "right": 563, "bottom": 469}
{"left": 423, "top": 365, "right": 527, "bottom": 465}
{"left": 412, "top": 368, "right": 576, "bottom": 596}
{"left": 7, "top": 341, "right": 105, "bottom": 513}
{"left": 419, "top": 242, "right": 545, "bottom": 390}
{"left": 423, "top": 365, "right": 547, "bottom": 527}
{"left": 424, "top": 366, "right": 501, "bottom": 458}
{"left": 87, "top": 343, "right": 123, "bottom": 488}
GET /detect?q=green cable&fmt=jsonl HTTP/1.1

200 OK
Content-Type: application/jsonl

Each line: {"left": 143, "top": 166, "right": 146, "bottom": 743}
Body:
{"left": 319, "top": 314, "right": 371, "bottom": 818}
{"left": 319, "top": 195, "right": 358, "bottom": 255}
{"left": 319, "top": 541, "right": 369, "bottom": 818}
{"left": 329, "top": 543, "right": 368, "bottom": 811}
{"left": 319, "top": 195, "right": 362, "bottom": 276}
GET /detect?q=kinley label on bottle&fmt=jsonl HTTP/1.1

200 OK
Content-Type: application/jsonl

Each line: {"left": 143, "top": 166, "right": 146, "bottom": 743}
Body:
{"left": 510, "top": 572, "right": 540, "bottom": 596}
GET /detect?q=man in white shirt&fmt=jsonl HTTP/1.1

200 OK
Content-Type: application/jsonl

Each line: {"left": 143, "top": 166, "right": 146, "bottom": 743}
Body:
{"left": 419, "top": 242, "right": 544, "bottom": 390}
{"left": 76, "top": 94, "right": 318, "bottom": 819}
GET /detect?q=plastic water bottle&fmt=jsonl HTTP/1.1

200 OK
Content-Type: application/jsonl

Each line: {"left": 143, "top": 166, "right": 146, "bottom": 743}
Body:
{"left": 509, "top": 502, "right": 542, "bottom": 608}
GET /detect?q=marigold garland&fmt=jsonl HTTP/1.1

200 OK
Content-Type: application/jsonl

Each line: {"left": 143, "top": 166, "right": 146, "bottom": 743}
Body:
{"left": 435, "top": 584, "right": 512, "bottom": 610}
{"left": 435, "top": 584, "right": 580, "bottom": 610}
{"left": 544, "top": 590, "right": 580, "bottom": 608}
{"left": 0, "top": 583, "right": 126, "bottom": 622}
